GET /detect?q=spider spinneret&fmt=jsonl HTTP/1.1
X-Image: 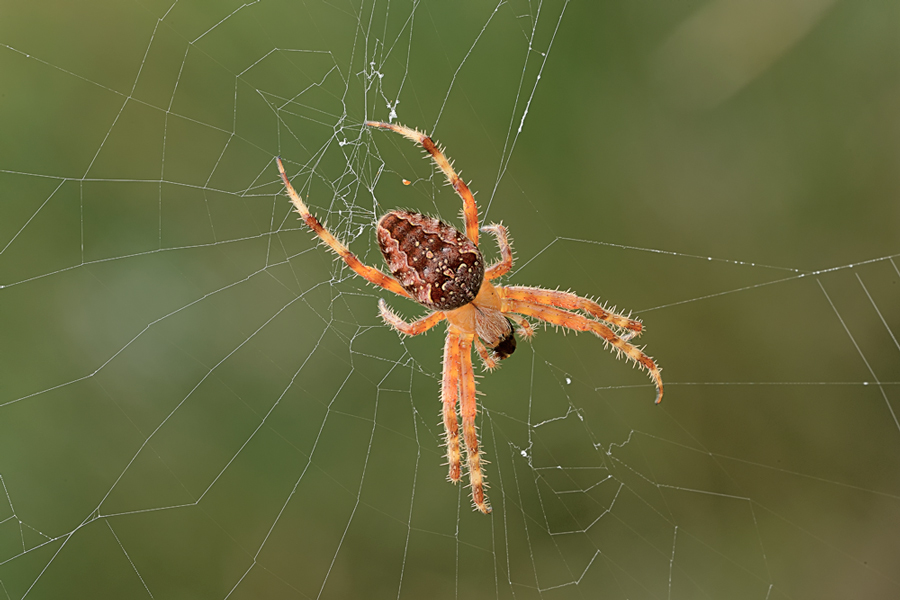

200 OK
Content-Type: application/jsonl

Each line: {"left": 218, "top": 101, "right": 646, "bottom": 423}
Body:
{"left": 276, "top": 120, "right": 663, "bottom": 514}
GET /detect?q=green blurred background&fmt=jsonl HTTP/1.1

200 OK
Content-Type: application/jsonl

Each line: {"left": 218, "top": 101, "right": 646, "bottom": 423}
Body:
{"left": 1, "top": 0, "right": 899, "bottom": 598}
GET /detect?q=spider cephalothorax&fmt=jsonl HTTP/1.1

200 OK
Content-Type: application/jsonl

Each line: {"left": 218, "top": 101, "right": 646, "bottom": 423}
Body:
{"left": 277, "top": 121, "right": 663, "bottom": 514}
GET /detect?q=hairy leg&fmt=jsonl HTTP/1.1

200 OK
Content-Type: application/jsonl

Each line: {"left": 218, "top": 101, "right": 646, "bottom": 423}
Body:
{"left": 378, "top": 299, "right": 444, "bottom": 336}
{"left": 505, "top": 312, "right": 534, "bottom": 339}
{"left": 442, "top": 331, "right": 462, "bottom": 483}
{"left": 277, "top": 158, "right": 411, "bottom": 298}
{"left": 482, "top": 223, "right": 513, "bottom": 280}
{"left": 501, "top": 285, "right": 642, "bottom": 333}
{"left": 365, "top": 121, "right": 480, "bottom": 245}
{"left": 458, "top": 334, "right": 491, "bottom": 513}
{"left": 503, "top": 298, "right": 663, "bottom": 404}
{"left": 473, "top": 337, "right": 498, "bottom": 370}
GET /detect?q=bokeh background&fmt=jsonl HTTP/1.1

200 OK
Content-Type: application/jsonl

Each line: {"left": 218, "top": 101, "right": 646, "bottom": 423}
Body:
{"left": 1, "top": 0, "right": 899, "bottom": 598}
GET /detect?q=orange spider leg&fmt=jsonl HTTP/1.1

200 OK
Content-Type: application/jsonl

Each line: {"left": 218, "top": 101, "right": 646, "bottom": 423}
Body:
{"left": 506, "top": 313, "right": 534, "bottom": 339}
{"left": 365, "top": 121, "right": 480, "bottom": 245}
{"left": 503, "top": 298, "right": 663, "bottom": 404}
{"left": 502, "top": 285, "right": 642, "bottom": 334}
{"left": 442, "top": 330, "right": 462, "bottom": 484}
{"left": 482, "top": 223, "right": 513, "bottom": 280}
{"left": 457, "top": 333, "right": 491, "bottom": 513}
{"left": 473, "top": 338, "right": 498, "bottom": 370}
{"left": 378, "top": 299, "right": 445, "bottom": 336}
{"left": 277, "top": 158, "right": 411, "bottom": 299}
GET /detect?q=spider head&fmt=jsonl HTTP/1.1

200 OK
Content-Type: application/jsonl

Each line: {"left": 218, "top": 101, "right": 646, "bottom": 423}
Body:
{"left": 489, "top": 319, "right": 517, "bottom": 360}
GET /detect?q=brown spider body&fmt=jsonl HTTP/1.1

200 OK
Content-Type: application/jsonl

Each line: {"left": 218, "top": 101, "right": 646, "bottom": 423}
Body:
{"left": 377, "top": 210, "right": 484, "bottom": 310}
{"left": 277, "top": 121, "right": 663, "bottom": 515}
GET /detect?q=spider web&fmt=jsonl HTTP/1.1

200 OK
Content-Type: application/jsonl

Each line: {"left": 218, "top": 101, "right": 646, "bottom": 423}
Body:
{"left": 2, "top": 0, "right": 899, "bottom": 598}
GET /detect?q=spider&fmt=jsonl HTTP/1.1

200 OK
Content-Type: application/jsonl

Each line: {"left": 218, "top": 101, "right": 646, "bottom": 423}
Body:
{"left": 276, "top": 121, "right": 663, "bottom": 514}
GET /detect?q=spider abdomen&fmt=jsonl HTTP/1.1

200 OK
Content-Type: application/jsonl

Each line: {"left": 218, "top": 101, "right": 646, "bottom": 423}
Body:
{"left": 377, "top": 210, "right": 484, "bottom": 310}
